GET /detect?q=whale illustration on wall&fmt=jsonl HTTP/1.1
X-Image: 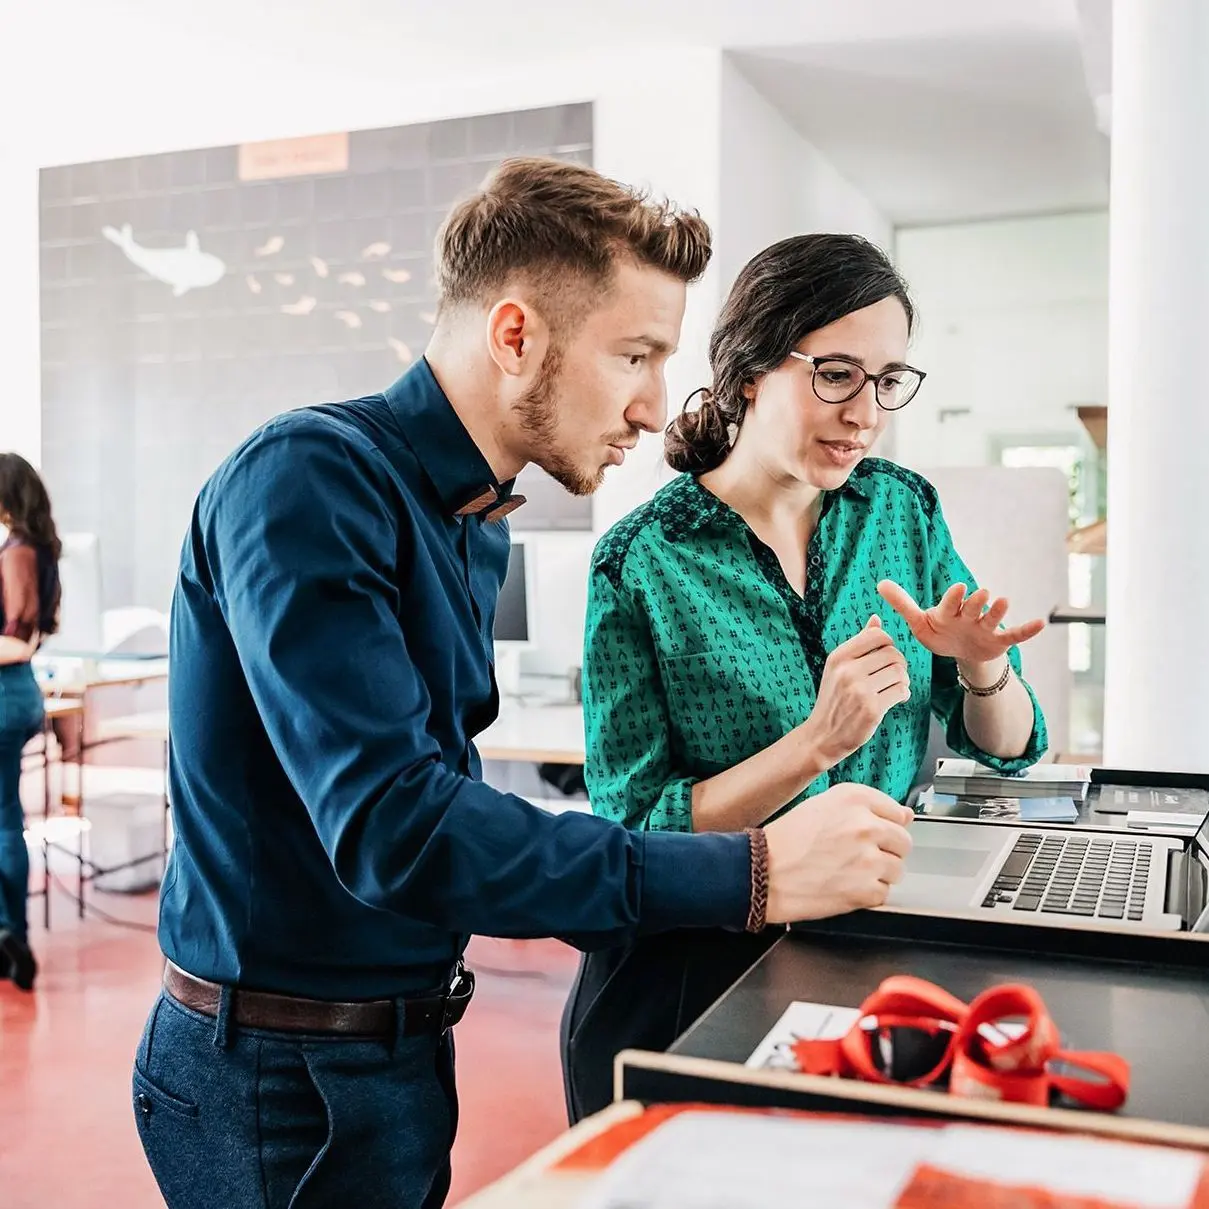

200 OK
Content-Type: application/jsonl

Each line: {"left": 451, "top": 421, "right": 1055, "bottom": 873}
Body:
{"left": 101, "top": 224, "right": 226, "bottom": 296}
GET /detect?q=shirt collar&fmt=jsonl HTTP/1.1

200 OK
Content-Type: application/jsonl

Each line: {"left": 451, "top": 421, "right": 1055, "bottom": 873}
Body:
{"left": 383, "top": 356, "right": 525, "bottom": 522}
{"left": 665, "top": 461, "right": 872, "bottom": 540}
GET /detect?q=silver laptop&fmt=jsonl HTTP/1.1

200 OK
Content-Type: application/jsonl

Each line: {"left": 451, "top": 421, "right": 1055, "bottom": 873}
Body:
{"left": 888, "top": 804, "right": 1209, "bottom": 933}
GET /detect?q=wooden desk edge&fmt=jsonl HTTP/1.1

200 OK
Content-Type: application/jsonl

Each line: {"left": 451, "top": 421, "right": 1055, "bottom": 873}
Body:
{"left": 614, "top": 1049, "right": 1209, "bottom": 1151}
{"left": 477, "top": 744, "right": 585, "bottom": 765}
{"left": 457, "top": 1100, "right": 643, "bottom": 1207}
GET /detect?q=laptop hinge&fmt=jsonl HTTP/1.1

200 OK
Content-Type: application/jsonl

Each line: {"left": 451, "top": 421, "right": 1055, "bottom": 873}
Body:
{"left": 1165, "top": 850, "right": 1189, "bottom": 919}
{"left": 1165, "top": 848, "right": 1209, "bottom": 927}
{"left": 1186, "top": 850, "right": 1209, "bottom": 932}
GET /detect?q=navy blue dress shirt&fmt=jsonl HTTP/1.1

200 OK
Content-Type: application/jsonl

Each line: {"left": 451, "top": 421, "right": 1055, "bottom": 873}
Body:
{"left": 159, "top": 358, "right": 752, "bottom": 999}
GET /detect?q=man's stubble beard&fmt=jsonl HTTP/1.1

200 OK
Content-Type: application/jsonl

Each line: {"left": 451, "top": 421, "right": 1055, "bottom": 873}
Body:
{"left": 514, "top": 341, "right": 605, "bottom": 498}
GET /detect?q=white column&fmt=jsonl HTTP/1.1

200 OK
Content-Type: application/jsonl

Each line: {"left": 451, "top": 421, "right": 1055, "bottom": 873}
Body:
{"left": 1103, "top": 0, "right": 1209, "bottom": 770}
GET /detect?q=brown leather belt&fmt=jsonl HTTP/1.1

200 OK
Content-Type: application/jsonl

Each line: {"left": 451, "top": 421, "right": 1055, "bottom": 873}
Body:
{"left": 163, "top": 960, "right": 474, "bottom": 1038}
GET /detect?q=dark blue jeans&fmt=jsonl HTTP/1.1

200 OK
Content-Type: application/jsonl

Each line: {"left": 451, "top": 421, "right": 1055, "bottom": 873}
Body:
{"left": 133, "top": 989, "right": 459, "bottom": 1208}
{"left": 0, "top": 662, "right": 44, "bottom": 942}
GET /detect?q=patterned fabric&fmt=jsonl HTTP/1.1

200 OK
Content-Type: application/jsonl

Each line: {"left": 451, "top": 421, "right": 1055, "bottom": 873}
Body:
{"left": 583, "top": 459, "right": 1048, "bottom": 832}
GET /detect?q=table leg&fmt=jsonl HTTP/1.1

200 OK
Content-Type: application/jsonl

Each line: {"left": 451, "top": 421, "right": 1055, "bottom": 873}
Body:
{"left": 76, "top": 736, "right": 85, "bottom": 920}
{"left": 42, "top": 715, "right": 51, "bottom": 931}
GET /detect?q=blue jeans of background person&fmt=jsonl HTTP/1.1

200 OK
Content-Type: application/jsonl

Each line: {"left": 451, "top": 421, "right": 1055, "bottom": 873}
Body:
{"left": 0, "top": 662, "right": 44, "bottom": 942}
{"left": 133, "top": 989, "right": 459, "bottom": 1209}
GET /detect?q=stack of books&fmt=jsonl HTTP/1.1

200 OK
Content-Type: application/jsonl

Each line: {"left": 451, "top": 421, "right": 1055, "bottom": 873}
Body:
{"left": 933, "top": 759, "right": 1092, "bottom": 802}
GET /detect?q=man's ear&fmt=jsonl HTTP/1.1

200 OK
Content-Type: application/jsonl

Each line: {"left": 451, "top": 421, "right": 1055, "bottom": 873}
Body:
{"left": 486, "top": 297, "right": 547, "bottom": 378}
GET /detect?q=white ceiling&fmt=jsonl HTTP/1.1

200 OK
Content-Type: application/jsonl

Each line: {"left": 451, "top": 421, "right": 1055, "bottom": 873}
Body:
{"left": 734, "top": 31, "right": 1109, "bottom": 226}
{"left": 13, "top": 0, "right": 1109, "bottom": 228}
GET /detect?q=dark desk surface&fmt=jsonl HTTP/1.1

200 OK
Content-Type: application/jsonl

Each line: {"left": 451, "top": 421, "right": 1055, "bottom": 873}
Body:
{"left": 671, "top": 929, "right": 1209, "bottom": 1129}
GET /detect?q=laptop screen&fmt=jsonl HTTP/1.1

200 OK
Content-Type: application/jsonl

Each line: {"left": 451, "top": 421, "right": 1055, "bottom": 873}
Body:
{"left": 1197, "top": 807, "right": 1209, "bottom": 860}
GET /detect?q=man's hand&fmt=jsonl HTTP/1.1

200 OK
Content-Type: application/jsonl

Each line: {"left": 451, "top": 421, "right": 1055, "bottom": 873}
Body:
{"left": 762, "top": 784, "right": 913, "bottom": 923}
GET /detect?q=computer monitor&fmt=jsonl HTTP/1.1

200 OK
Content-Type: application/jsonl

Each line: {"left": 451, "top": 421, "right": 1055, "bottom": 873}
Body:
{"left": 40, "top": 531, "right": 104, "bottom": 654}
{"left": 494, "top": 538, "right": 534, "bottom": 648}
{"left": 493, "top": 538, "right": 535, "bottom": 696}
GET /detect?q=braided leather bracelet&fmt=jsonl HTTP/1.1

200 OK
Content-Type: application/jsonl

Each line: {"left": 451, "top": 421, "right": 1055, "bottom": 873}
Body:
{"left": 745, "top": 827, "right": 769, "bottom": 933}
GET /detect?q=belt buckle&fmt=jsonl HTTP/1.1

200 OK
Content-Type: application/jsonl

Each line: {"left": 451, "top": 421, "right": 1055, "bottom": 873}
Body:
{"left": 439, "top": 961, "right": 475, "bottom": 1033}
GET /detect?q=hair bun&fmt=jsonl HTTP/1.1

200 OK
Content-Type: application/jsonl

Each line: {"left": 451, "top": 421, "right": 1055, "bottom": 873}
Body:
{"left": 664, "top": 388, "right": 731, "bottom": 474}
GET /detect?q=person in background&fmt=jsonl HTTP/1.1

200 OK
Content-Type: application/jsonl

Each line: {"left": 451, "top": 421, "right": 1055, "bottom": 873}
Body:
{"left": 561, "top": 233, "right": 1048, "bottom": 1121}
{"left": 0, "top": 453, "right": 62, "bottom": 992}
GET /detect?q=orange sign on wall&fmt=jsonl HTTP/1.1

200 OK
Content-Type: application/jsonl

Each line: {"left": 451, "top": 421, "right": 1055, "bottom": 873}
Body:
{"left": 238, "top": 132, "right": 349, "bottom": 181}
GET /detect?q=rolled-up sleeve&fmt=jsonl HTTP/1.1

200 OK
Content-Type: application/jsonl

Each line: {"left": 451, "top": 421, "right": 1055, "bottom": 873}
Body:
{"left": 582, "top": 564, "right": 698, "bottom": 832}
{"left": 926, "top": 502, "right": 1049, "bottom": 773}
{"left": 0, "top": 544, "right": 40, "bottom": 642}
{"left": 206, "top": 426, "right": 749, "bottom": 947}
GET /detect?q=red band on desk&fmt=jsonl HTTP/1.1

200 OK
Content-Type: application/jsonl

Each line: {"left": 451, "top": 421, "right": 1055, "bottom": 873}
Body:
{"left": 790, "top": 976, "right": 1130, "bottom": 1113}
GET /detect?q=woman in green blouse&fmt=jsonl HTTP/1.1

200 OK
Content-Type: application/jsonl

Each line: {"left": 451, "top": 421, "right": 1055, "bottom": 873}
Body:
{"left": 561, "top": 232, "right": 1048, "bottom": 1122}
{"left": 585, "top": 232, "right": 1046, "bottom": 831}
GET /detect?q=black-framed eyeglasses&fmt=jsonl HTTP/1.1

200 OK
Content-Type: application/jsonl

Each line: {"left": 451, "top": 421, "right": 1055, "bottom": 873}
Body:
{"left": 788, "top": 352, "right": 926, "bottom": 412}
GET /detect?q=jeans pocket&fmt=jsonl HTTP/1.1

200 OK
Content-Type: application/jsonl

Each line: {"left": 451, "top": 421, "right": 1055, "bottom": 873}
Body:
{"left": 133, "top": 1061, "right": 206, "bottom": 1208}
{"left": 133, "top": 1063, "right": 201, "bottom": 1119}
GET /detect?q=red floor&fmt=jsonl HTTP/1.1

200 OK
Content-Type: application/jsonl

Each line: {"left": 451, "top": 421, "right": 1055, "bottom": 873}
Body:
{"left": 0, "top": 885, "right": 580, "bottom": 1207}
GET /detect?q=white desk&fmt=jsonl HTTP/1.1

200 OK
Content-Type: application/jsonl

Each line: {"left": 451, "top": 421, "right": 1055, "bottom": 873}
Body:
{"left": 97, "top": 700, "right": 586, "bottom": 765}
{"left": 476, "top": 699, "right": 585, "bottom": 765}
{"left": 95, "top": 709, "right": 169, "bottom": 743}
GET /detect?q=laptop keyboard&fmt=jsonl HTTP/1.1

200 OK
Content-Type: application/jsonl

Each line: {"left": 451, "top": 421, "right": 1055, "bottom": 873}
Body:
{"left": 980, "top": 833, "right": 1152, "bottom": 922}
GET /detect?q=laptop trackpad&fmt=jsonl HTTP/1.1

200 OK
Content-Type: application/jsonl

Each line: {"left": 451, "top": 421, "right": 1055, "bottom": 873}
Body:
{"left": 909, "top": 847, "right": 996, "bottom": 878}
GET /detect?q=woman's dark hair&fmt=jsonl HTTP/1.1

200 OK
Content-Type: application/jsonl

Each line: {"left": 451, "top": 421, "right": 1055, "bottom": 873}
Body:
{"left": 665, "top": 233, "right": 915, "bottom": 474}
{"left": 0, "top": 453, "right": 62, "bottom": 560}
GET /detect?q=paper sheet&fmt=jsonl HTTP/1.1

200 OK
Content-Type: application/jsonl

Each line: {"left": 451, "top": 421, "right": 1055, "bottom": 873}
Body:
{"left": 577, "top": 1112, "right": 929, "bottom": 1209}
{"left": 575, "top": 1110, "right": 1204, "bottom": 1209}
{"left": 744, "top": 1000, "right": 861, "bottom": 1069}
{"left": 930, "top": 1124, "right": 1201, "bottom": 1208}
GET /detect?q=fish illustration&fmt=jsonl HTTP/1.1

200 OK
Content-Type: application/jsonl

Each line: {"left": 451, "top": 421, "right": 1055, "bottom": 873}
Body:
{"left": 334, "top": 310, "right": 362, "bottom": 329}
{"left": 274, "top": 272, "right": 295, "bottom": 286}
{"left": 381, "top": 268, "right": 411, "bottom": 284}
{"left": 101, "top": 224, "right": 225, "bottom": 297}
{"left": 310, "top": 256, "right": 330, "bottom": 279}
{"left": 246, "top": 274, "right": 262, "bottom": 295}
{"left": 361, "top": 241, "right": 391, "bottom": 260}
{"left": 254, "top": 235, "right": 285, "bottom": 257}
{"left": 338, "top": 271, "right": 366, "bottom": 286}
{"left": 388, "top": 338, "right": 413, "bottom": 365}
{"left": 367, "top": 300, "right": 391, "bottom": 313}
{"left": 418, "top": 311, "right": 436, "bottom": 325}
{"left": 281, "top": 295, "right": 317, "bottom": 316}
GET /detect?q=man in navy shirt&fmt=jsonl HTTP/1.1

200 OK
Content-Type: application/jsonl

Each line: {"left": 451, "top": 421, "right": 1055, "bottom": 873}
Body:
{"left": 132, "top": 156, "right": 913, "bottom": 1208}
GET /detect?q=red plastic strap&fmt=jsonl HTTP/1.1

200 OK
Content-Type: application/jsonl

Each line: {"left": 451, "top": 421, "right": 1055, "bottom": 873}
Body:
{"left": 790, "top": 977, "right": 1130, "bottom": 1113}
{"left": 793, "top": 976, "right": 968, "bottom": 1087}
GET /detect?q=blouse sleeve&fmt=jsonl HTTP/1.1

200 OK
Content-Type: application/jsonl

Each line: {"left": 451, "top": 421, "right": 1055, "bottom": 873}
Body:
{"left": 0, "top": 544, "right": 40, "bottom": 642}
{"left": 582, "top": 564, "right": 698, "bottom": 833}
{"left": 926, "top": 501, "right": 1049, "bottom": 773}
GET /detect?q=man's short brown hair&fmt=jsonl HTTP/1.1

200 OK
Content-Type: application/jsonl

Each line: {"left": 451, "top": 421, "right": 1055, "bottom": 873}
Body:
{"left": 434, "top": 156, "right": 712, "bottom": 323}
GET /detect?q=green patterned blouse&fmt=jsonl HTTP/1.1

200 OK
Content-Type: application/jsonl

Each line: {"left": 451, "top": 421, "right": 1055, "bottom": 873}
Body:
{"left": 582, "top": 460, "right": 1048, "bottom": 832}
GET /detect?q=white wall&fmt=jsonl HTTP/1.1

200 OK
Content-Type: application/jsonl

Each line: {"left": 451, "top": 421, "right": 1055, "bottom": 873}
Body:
{"left": 0, "top": 143, "right": 43, "bottom": 465}
{"left": 718, "top": 57, "right": 893, "bottom": 290}
{"left": 892, "top": 211, "right": 1109, "bottom": 469}
{"left": 715, "top": 59, "right": 893, "bottom": 458}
